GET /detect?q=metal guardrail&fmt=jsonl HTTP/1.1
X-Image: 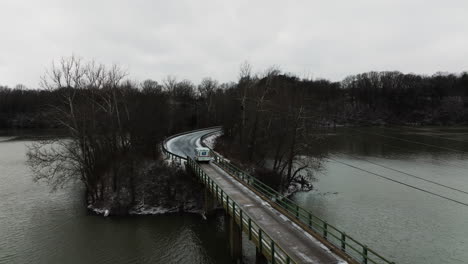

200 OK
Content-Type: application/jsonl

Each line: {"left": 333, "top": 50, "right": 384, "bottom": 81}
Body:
{"left": 162, "top": 127, "right": 395, "bottom": 264}
{"left": 187, "top": 157, "right": 297, "bottom": 264}
{"left": 211, "top": 153, "right": 395, "bottom": 264}
{"left": 161, "top": 126, "right": 222, "bottom": 162}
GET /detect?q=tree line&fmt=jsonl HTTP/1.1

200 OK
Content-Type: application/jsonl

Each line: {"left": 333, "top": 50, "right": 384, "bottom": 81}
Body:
{"left": 212, "top": 67, "right": 468, "bottom": 192}
{"left": 3, "top": 70, "right": 467, "bottom": 130}
{"left": 2, "top": 57, "right": 468, "bottom": 200}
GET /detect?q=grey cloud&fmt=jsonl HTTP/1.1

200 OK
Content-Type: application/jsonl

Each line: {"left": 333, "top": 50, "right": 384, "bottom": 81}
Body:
{"left": 0, "top": 0, "right": 467, "bottom": 87}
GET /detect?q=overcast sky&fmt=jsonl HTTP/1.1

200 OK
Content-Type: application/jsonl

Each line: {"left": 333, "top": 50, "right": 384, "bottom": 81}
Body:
{"left": 0, "top": 0, "right": 467, "bottom": 87}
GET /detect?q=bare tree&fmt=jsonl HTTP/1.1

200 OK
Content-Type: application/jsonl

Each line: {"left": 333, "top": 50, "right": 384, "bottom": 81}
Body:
{"left": 162, "top": 75, "right": 178, "bottom": 95}
{"left": 198, "top": 77, "right": 218, "bottom": 114}
{"left": 238, "top": 61, "right": 255, "bottom": 145}
{"left": 29, "top": 56, "right": 130, "bottom": 204}
{"left": 141, "top": 79, "right": 162, "bottom": 94}
{"left": 218, "top": 65, "right": 325, "bottom": 193}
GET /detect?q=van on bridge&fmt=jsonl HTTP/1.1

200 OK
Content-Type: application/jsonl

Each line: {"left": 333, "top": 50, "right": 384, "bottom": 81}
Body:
{"left": 195, "top": 147, "right": 212, "bottom": 162}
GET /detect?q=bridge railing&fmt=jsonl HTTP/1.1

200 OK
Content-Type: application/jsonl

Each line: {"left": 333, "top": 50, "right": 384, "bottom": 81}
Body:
{"left": 211, "top": 153, "right": 395, "bottom": 264}
{"left": 187, "top": 157, "right": 297, "bottom": 264}
{"left": 161, "top": 126, "right": 222, "bottom": 163}
{"left": 161, "top": 137, "right": 185, "bottom": 164}
{"left": 161, "top": 146, "right": 185, "bottom": 164}
{"left": 161, "top": 127, "right": 395, "bottom": 264}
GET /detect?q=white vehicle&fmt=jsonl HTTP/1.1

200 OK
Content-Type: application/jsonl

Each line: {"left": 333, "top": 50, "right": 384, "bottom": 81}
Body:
{"left": 195, "top": 147, "right": 212, "bottom": 162}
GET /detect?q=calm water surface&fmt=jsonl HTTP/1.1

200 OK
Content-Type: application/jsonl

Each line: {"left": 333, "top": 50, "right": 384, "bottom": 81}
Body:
{"left": 294, "top": 127, "right": 468, "bottom": 264}
{"left": 0, "top": 136, "right": 234, "bottom": 264}
{"left": 2, "top": 128, "right": 468, "bottom": 264}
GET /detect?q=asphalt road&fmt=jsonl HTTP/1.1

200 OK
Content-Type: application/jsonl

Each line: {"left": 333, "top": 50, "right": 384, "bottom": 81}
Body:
{"left": 165, "top": 127, "right": 347, "bottom": 264}
{"left": 165, "top": 127, "right": 221, "bottom": 159}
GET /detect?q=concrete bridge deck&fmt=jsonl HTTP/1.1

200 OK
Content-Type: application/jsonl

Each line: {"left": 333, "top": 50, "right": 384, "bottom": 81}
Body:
{"left": 165, "top": 128, "right": 347, "bottom": 264}
{"left": 201, "top": 163, "right": 345, "bottom": 264}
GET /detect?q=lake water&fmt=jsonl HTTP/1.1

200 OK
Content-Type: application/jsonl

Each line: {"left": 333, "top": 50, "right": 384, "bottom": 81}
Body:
{"left": 1, "top": 128, "right": 468, "bottom": 264}
{"left": 294, "top": 127, "right": 468, "bottom": 264}
{"left": 0, "top": 136, "right": 234, "bottom": 264}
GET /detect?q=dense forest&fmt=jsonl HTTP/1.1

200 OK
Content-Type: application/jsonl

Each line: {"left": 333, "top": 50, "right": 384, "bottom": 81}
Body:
{"left": 2, "top": 69, "right": 468, "bottom": 130}
{"left": 1, "top": 57, "right": 468, "bottom": 211}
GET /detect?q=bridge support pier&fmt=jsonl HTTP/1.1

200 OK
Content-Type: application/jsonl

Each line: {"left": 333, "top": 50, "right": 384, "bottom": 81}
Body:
{"left": 226, "top": 213, "right": 243, "bottom": 263}
{"left": 255, "top": 248, "right": 268, "bottom": 264}
{"left": 203, "top": 186, "right": 216, "bottom": 215}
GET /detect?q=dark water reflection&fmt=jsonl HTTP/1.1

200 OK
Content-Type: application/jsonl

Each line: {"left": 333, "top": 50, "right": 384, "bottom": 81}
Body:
{"left": 0, "top": 138, "right": 234, "bottom": 264}
{"left": 2, "top": 127, "right": 468, "bottom": 264}
{"left": 294, "top": 127, "right": 468, "bottom": 264}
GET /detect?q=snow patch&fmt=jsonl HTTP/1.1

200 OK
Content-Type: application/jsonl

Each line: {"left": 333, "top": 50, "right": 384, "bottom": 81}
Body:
{"left": 163, "top": 156, "right": 186, "bottom": 168}
{"left": 202, "top": 132, "right": 222, "bottom": 148}
{"left": 0, "top": 136, "right": 16, "bottom": 142}
{"left": 130, "top": 206, "right": 204, "bottom": 216}
{"left": 195, "top": 137, "right": 203, "bottom": 148}
{"left": 129, "top": 206, "right": 178, "bottom": 215}
{"left": 161, "top": 148, "right": 187, "bottom": 168}
{"left": 87, "top": 205, "right": 110, "bottom": 216}
{"left": 296, "top": 251, "right": 317, "bottom": 263}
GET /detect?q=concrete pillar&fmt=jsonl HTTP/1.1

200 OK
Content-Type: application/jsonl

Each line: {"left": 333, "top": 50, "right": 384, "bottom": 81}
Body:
{"left": 204, "top": 187, "right": 215, "bottom": 216}
{"left": 225, "top": 212, "right": 243, "bottom": 263}
{"left": 255, "top": 247, "right": 268, "bottom": 264}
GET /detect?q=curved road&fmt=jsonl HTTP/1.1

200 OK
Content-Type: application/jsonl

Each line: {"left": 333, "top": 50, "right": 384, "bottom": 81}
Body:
{"left": 165, "top": 128, "right": 221, "bottom": 159}
{"left": 165, "top": 128, "right": 347, "bottom": 264}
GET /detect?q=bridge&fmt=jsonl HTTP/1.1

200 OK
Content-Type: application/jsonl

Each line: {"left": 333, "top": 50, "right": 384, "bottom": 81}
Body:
{"left": 163, "top": 127, "right": 395, "bottom": 264}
